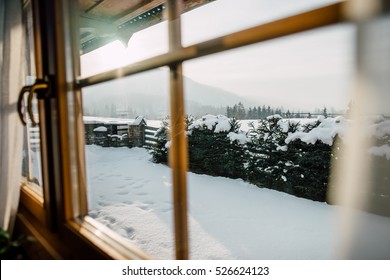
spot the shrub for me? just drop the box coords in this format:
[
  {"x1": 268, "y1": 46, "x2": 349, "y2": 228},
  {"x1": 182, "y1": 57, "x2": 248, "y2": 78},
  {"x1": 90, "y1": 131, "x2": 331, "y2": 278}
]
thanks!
[
  {"x1": 152, "y1": 114, "x2": 346, "y2": 202},
  {"x1": 188, "y1": 115, "x2": 247, "y2": 179},
  {"x1": 150, "y1": 118, "x2": 170, "y2": 164}
]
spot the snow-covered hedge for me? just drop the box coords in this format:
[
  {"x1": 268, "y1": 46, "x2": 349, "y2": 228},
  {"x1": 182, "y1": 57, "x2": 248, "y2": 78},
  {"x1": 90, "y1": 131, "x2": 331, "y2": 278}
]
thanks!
[
  {"x1": 285, "y1": 116, "x2": 347, "y2": 145},
  {"x1": 151, "y1": 114, "x2": 390, "y2": 202},
  {"x1": 187, "y1": 115, "x2": 247, "y2": 179},
  {"x1": 246, "y1": 115, "x2": 339, "y2": 201}
]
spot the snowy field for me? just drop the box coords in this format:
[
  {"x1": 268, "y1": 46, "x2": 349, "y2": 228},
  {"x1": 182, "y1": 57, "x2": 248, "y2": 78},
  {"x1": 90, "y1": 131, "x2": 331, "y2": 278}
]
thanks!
[{"x1": 85, "y1": 145, "x2": 390, "y2": 259}]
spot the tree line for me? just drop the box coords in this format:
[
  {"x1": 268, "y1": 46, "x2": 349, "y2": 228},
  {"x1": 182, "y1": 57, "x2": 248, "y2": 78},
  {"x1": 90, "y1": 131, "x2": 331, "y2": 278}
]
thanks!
[{"x1": 227, "y1": 102, "x2": 333, "y2": 120}]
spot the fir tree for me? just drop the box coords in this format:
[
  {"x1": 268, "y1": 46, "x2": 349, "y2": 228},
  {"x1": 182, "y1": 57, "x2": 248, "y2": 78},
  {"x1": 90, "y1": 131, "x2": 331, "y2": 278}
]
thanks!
[
  {"x1": 247, "y1": 107, "x2": 253, "y2": 119},
  {"x1": 226, "y1": 106, "x2": 232, "y2": 118},
  {"x1": 257, "y1": 106, "x2": 261, "y2": 119},
  {"x1": 322, "y1": 106, "x2": 328, "y2": 118},
  {"x1": 188, "y1": 117, "x2": 246, "y2": 178},
  {"x1": 237, "y1": 102, "x2": 246, "y2": 120},
  {"x1": 150, "y1": 118, "x2": 170, "y2": 163},
  {"x1": 247, "y1": 115, "x2": 287, "y2": 190}
]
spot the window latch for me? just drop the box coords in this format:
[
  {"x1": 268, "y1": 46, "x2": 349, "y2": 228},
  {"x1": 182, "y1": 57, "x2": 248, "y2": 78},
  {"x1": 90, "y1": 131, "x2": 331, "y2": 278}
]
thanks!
[{"x1": 17, "y1": 79, "x2": 49, "y2": 126}]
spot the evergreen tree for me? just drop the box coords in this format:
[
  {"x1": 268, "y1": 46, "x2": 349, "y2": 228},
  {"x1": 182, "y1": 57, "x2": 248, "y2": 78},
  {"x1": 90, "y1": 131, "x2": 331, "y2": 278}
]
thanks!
[
  {"x1": 266, "y1": 106, "x2": 271, "y2": 117},
  {"x1": 322, "y1": 106, "x2": 328, "y2": 118},
  {"x1": 251, "y1": 107, "x2": 258, "y2": 119},
  {"x1": 247, "y1": 107, "x2": 253, "y2": 119},
  {"x1": 261, "y1": 105, "x2": 266, "y2": 118},
  {"x1": 188, "y1": 117, "x2": 246, "y2": 178},
  {"x1": 285, "y1": 119, "x2": 334, "y2": 201},
  {"x1": 237, "y1": 102, "x2": 246, "y2": 119},
  {"x1": 226, "y1": 106, "x2": 232, "y2": 118},
  {"x1": 247, "y1": 115, "x2": 288, "y2": 190},
  {"x1": 232, "y1": 104, "x2": 238, "y2": 119},
  {"x1": 287, "y1": 138, "x2": 332, "y2": 201},
  {"x1": 150, "y1": 118, "x2": 170, "y2": 163}
]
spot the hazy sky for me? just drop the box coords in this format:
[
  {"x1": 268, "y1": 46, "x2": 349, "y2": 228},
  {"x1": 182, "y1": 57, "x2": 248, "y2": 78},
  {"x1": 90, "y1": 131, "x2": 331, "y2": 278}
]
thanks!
[{"x1": 82, "y1": 0, "x2": 354, "y2": 111}]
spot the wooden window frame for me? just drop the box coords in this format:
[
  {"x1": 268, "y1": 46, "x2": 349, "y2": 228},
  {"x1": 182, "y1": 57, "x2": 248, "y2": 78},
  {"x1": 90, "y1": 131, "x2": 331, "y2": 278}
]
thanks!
[{"x1": 19, "y1": 0, "x2": 350, "y2": 259}]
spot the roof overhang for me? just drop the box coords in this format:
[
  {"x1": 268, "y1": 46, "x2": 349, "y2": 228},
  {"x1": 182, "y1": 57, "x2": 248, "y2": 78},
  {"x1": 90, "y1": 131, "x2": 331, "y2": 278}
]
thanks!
[{"x1": 79, "y1": 0, "x2": 215, "y2": 54}]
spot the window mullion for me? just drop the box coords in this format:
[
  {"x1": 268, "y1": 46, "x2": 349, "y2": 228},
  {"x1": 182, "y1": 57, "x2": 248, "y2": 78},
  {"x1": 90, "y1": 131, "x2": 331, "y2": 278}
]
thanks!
[{"x1": 168, "y1": 0, "x2": 189, "y2": 260}]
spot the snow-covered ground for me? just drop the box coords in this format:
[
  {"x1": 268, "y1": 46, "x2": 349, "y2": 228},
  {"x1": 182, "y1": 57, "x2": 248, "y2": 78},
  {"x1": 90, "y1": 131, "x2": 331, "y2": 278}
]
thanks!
[{"x1": 85, "y1": 145, "x2": 390, "y2": 259}]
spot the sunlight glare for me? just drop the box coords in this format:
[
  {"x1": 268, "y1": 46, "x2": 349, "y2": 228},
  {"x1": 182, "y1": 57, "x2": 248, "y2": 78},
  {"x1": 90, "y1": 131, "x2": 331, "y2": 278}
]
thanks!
[{"x1": 81, "y1": 22, "x2": 168, "y2": 77}]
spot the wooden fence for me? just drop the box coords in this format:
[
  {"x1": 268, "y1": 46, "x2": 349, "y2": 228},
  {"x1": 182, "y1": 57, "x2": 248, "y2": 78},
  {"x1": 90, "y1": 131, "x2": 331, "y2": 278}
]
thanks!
[
  {"x1": 144, "y1": 126, "x2": 159, "y2": 148},
  {"x1": 84, "y1": 120, "x2": 159, "y2": 148}
]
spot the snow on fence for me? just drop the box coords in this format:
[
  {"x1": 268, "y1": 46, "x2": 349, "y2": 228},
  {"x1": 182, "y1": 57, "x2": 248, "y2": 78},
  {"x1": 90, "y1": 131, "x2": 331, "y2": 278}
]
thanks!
[{"x1": 144, "y1": 126, "x2": 159, "y2": 148}]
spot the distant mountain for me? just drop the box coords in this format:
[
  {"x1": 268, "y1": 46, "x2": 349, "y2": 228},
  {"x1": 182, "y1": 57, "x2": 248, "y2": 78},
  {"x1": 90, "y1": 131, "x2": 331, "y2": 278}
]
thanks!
[{"x1": 82, "y1": 68, "x2": 254, "y2": 118}]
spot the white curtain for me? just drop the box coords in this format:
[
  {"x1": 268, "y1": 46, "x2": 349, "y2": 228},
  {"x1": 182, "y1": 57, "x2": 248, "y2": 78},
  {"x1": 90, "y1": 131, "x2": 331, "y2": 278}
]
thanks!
[{"x1": 0, "y1": 0, "x2": 25, "y2": 233}]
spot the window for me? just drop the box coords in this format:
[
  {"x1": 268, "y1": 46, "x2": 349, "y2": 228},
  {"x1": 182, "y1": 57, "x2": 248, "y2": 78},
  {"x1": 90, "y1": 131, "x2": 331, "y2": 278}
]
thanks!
[
  {"x1": 182, "y1": 23, "x2": 356, "y2": 259},
  {"x1": 82, "y1": 69, "x2": 175, "y2": 259},
  {"x1": 180, "y1": 0, "x2": 343, "y2": 46},
  {"x1": 18, "y1": 0, "x2": 390, "y2": 259},
  {"x1": 19, "y1": 0, "x2": 45, "y2": 224}
]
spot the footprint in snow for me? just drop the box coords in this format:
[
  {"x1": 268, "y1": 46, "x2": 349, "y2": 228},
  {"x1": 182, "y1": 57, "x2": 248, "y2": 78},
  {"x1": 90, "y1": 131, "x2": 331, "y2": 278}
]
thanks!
[
  {"x1": 97, "y1": 201, "x2": 109, "y2": 207},
  {"x1": 141, "y1": 178, "x2": 151, "y2": 184},
  {"x1": 117, "y1": 191, "x2": 130, "y2": 196},
  {"x1": 132, "y1": 184, "x2": 143, "y2": 189},
  {"x1": 102, "y1": 215, "x2": 116, "y2": 224},
  {"x1": 124, "y1": 227, "x2": 135, "y2": 239},
  {"x1": 88, "y1": 211, "x2": 99, "y2": 219},
  {"x1": 137, "y1": 204, "x2": 150, "y2": 211},
  {"x1": 136, "y1": 192, "x2": 147, "y2": 196},
  {"x1": 144, "y1": 201, "x2": 155, "y2": 205}
]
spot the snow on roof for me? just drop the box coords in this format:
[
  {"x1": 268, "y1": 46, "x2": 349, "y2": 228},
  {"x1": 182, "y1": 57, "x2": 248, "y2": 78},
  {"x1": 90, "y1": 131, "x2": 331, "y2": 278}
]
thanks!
[
  {"x1": 131, "y1": 116, "x2": 146, "y2": 126},
  {"x1": 93, "y1": 126, "x2": 108, "y2": 132},
  {"x1": 84, "y1": 116, "x2": 134, "y2": 125},
  {"x1": 109, "y1": 134, "x2": 128, "y2": 140}
]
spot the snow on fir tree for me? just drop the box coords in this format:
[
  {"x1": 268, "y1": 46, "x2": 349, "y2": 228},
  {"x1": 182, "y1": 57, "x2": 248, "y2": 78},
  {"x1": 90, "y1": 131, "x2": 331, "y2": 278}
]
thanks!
[
  {"x1": 187, "y1": 114, "x2": 248, "y2": 179},
  {"x1": 150, "y1": 113, "x2": 390, "y2": 202},
  {"x1": 150, "y1": 117, "x2": 170, "y2": 164}
]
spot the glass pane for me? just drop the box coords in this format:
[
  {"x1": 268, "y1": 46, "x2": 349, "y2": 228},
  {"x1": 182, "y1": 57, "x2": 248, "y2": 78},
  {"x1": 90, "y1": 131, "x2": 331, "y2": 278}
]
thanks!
[
  {"x1": 181, "y1": 24, "x2": 360, "y2": 259},
  {"x1": 79, "y1": 1, "x2": 168, "y2": 77},
  {"x1": 327, "y1": 16, "x2": 390, "y2": 259},
  {"x1": 181, "y1": 0, "x2": 342, "y2": 46},
  {"x1": 21, "y1": 1, "x2": 43, "y2": 194},
  {"x1": 83, "y1": 69, "x2": 175, "y2": 259},
  {"x1": 21, "y1": 91, "x2": 43, "y2": 188}
]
